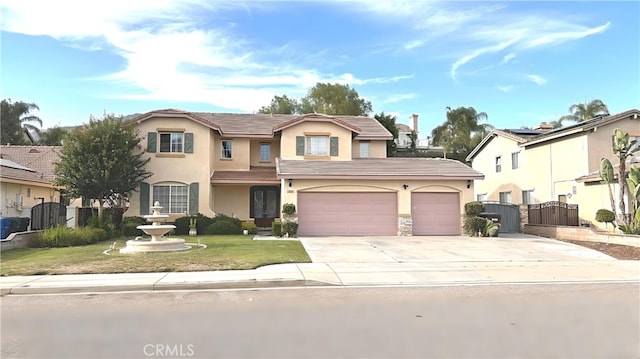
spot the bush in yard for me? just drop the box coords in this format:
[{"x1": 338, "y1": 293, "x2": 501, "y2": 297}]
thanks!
[
  {"x1": 463, "y1": 216, "x2": 489, "y2": 237},
  {"x1": 241, "y1": 220, "x2": 258, "y2": 234},
  {"x1": 272, "y1": 221, "x2": 282, "y2": 237},
  {"x1": 121, "y1": 216, "x2": 146, "y2": 237},
  {"x1": 37, "y1": 226, "x2": 107, "y2": 247},
  {"x1": 213, "y1": 213, "x2": 241, "y2": 226},
  {"x1": 173, "y1": 216, "x2": 193, "y2": 235},
  {"x1": 206, "y1": 219, "x2": 242, "y2": 235},
  {"x1": 282, "y1": 222, "x2": 299, "y2": 237},
  {"x1": 282, "y1": 203, "x2": 296, "y2": 215},
  {"x1": 195, "y1": 213, "x2": 214, "y2": 235},
  {"x1": 464, "y1": 201, "x2": 485, "y2": 216},
  {"x1": 595, "y1": 209, "x2": 616, "y2": 226}
]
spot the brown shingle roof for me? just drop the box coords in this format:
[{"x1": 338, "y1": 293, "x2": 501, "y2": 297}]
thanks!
[
  {"x1": 0, "y1": 145, "x2": 61, "y2": 183},
  {"x1": 277, "y1": 158, "x2": 484, "y2": 180},
  {"x1": 132, "y1": 110, "x2": 392, "y2": 139}
]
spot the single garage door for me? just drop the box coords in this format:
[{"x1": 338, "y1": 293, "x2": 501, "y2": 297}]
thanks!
[
  {"x1": 298, "y1": 192, "x2": 397, "y2": 236},
  {"x1": 412, "y1": 192, "x2": 460, "y2": 235}
]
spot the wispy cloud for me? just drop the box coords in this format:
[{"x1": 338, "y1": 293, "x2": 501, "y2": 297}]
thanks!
[
  {"x1": 501, "y1": 53, "x2": 516, "y2": 65},
  {"x1": 527, "y1": 74, "x2": 547, "y2": 85},
  {"x1": 380, "y1": 93, "x2": 417, "y2": 104},
  {"x1": 497, "y1": 85, "x2": 513, "y2": 93},
  {"x1": 451, "y1": 38, "x2": 519, "y2": 80},
  {"x1": 404, "y1": 40, "x2": 424, "y2": 50}
]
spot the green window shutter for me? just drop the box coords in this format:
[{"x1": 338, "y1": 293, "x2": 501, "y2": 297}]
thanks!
[
  {"x1": 330, "y1": 137, "x2": 339, "y2": 156},
  {"x1": 140, "y1": 182, "x2": 150, "y2": 215},
  {"x1": 184, "y1": 133, "x2": 194, "y2": 153},
  {"x1": 189, "y1": 182, "x2": 199, "y2": 215},
  {"x1": 296, "y1": 136, "x2": 305, "y2": 156},
  {"x1": 147, "y1": 132, "x2": 157, "y2": 153}
]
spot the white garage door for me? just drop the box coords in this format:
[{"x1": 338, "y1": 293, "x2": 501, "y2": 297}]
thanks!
[
  {"x1": 412, "y1": 192, "x2": 460, "y2": 235},
  {"x1": 297, "y1": 192, "x2": 397, "y2": 236}
]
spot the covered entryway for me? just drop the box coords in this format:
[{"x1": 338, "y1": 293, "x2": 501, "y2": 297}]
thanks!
[
  {"x1": 251, "y1": 186, "x2": 280, "y2": 228},
  {"x1": 297, "y1": 192, "x2": 397, "y2": 236},
  {"x1": 412, "y1": 192, "x2": 460, "y2": 235}
]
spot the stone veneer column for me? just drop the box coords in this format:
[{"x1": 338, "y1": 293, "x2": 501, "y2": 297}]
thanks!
[{"x1": 398, "y1": 215, "x2": 412, "y2": 236}]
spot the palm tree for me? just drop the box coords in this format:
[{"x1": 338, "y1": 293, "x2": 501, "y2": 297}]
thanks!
[
  {"x1": 0, "y1": 99, "x2": 43, "y2": 144},
  {"x1": 558, "y1": 99, "x2": 609, "y2": 126},
  {"x1": 431, "y1": 106, "x2": 494, "y2": 163}
]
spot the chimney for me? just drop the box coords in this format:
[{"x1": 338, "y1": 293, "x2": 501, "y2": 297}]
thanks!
[
  {"x1": 535, "y1": 122, "x2": 554, "y2": 132},
  {"x1": 411, "y1": 114, "x2": 419, "y2": 134}
]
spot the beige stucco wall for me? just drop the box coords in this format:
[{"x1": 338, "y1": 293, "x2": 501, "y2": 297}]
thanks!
[
  {"x1": 282, "y1": 179, "x2": 473, "y2": 217},
  {"x1": 129, "y1": 117, "x2": 216, "y2": 217},
  {"x1": 280, "y1": 122, "x2": 353, "y2": 160},
  {"x1": 0, "y1": 180, "x2": 61, "y2": 217},
  {"x1": 250, "y1": 139, "x2": 280, "y2": 167},
  {"x1": 213, "y1": 135, "x2": 250, "y2": 171},
  {"x1": 587, "y1": 117, "x2": 640, "y2": 173},
  {"x1": 213, "y1": 185, "x2": 251, "y2": 219},
  {"x1": 472, "y1": 135, "x2": 535, "y2": 204},
  {"x1": 351, "y1": 140, "x2": 387, "y2": 158}
]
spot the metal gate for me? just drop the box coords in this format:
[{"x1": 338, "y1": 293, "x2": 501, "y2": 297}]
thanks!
[
  {"x1": 31, "y1": 202, "x2": 67, "y2": 230},
  {"x1": 481, "y1": 201, "x2": 520, "y2": 233}
]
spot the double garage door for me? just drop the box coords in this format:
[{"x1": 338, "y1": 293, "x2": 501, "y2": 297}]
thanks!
[{"x1": 297, "y1": 192, "x2": 460, "y2": 236}]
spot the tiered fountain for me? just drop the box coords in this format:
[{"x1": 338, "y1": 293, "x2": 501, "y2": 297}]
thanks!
[{"x1": 120, "y1": 201, "x2": 190, "y2": 254}]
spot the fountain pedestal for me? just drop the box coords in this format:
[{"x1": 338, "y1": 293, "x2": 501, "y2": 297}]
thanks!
[{"x1": 120, "y1": 202, "x2": 190, "y2": 254}]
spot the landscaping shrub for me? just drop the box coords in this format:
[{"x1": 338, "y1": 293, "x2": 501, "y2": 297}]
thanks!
[
  {"x1": 121, "y1": 216, "x2": 146, "y2": 237},
  {"x1": 195, "y1": 213, "x2": 214, "y2": 235},
  {"x1": 463, "y1": 216, "x2": 489, "y2": 237},
  {"x1": 103, "y1": 207, "x2": 125, "y2": 229},
  {"x1": 282, "y1": 203, "x2": 296, "y2": 214},
  {"x1": 595, "y1": 209, "x2": 616, "y2": 225},
  {"x1": 464, "y1": 201, "x2": 485, "y2": 216},
  {"x1": 206, "y1": 219, "x2": 242, "y2": 235},
  {"x1": 173, "y1": 216, "x2": 192, "y2": 235},
  {"x1": 37, "y1": 226, "x2": 108, "y2": 247},
  {"x1": 272, "y1": 221, "x2": 282, "y2": 237},
  {"x1": 213, "y1": 213, "x2": 241, "y2": 226},
  {"x1": 241, "y1": 220, "x2": 258, "y2": 234},
  {"x1": 282, "y1": 222, "x2": 299, "y2": 237}
]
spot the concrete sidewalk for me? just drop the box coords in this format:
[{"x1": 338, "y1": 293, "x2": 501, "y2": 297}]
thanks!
[{"x1": 1, "y1": 234, "x2": 639, "y2": 295}]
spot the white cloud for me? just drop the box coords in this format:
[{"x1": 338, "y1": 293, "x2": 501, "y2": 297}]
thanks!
[
  {"x1": 451, "y1": 38, "x2": 519, "y2": 80},
  {"x1": 527, "y1": 74, "x2": 547, "y2": 85},
  {"x1": 380, "y1": 93, "x2": 417, "y2": 104},
  {"x1": 501, "y1": 53, "x2": 516, "y2": 64},
  {"x1": 404, "y1": 40, "x2": 424, "y2": 50},
  {"x1": 497, "y1": 85, "x2": 513, "y2": 93}
]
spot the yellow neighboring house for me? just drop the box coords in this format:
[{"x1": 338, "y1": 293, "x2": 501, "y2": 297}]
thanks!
[
  {"x1": 127, "y1": 109, "x2": 484, "y2": 236},
  {"x1": 0, "y1": 145, "x2": 64, "y2": 218},
  {"x1": 467, "y1": 109, "x2": 640, "y2": 230}
]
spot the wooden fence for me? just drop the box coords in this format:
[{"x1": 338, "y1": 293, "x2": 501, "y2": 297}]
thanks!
[{"x1": 528, "y1": 201, "x2": 579, "y2": 226}]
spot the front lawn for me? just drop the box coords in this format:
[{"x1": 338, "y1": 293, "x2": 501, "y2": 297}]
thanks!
[{"x1": 0, "y1": 235, "x2": 311, "y2": 276}]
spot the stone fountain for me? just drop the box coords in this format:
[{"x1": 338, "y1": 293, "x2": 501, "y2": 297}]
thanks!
[{"x1": 120, "y1": 201, "x2": 190, "y2": 254}]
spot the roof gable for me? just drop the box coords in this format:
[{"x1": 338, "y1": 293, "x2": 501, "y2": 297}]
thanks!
[
  {"x1": 273, "y1": 114, "x2": 361, "y2": 134},
  {"x1": 466, "y1": 129, "x2": 531, "y2": 162}
]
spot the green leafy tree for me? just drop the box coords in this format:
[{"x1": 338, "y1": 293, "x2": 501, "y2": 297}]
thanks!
[
  {"x1": 258, "y1": 95, "x2": 300, "y2": 114},
  {"x1": 431, "y1": 106, "x2": 493, "y2": 163},
  {"x1": 1, "y1": 99, "x2": 43, "y2": 144},
  {"x1": 54, "y1": 114, "x2": 152, "y2": 219},
  {"x1": 373, "y1": 112, "x2": 398, "y2": 157},
  {"x1": 40, "y1": 126, "x2": 69, "y2": 146},
  {"x1": 300, "y1": 83, "x2": 372, "y2": 116},
  {"x1": 599, "y1": 157, "x2": 616, "y2": 219},
  {"x1": 558, "y1": 99, "x2": 609, "y2": 126}
]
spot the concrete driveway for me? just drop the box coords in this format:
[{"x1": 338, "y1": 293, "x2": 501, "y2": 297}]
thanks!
[{"x1": 299, "y1": 233, "x2": 615, "y2": 263}]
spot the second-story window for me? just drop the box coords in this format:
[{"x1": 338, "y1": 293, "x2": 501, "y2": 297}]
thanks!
[
  {"x1": 260, "y1": 143, "x2": 271, "y2": 162},
  {"x1": 306, "y1": 136, "x2": 328, "y2": 156},
  {"x1": 511, "y1": 152, "x2": 519, "y2": 170},
  {"x1": 160, "y1": 132, "x2": 183, "y2": 153},
  {"x1": 221, "y1": 140, "x2": 233, "y2": 159},
  {"x1": 360, "y1": 141, "x2": 370, "y2": 158},
  {"x1": 495, "y1": 156, "x2": 502, "y2": 173}
]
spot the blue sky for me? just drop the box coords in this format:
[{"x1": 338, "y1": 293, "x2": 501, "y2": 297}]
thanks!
[{"x1": 1, "y1": 1, "x2": 638, "y2": 138}]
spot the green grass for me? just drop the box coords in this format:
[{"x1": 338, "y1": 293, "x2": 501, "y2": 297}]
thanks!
[{"x1": 0, "y1": 235, "x2": 311, "y2": 276}]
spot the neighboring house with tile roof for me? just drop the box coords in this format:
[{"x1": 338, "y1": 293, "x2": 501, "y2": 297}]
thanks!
[
  {"x1": 466, "y1": 109, "x2": 640, "y2": 229},
  {"x1": 127, "y1": 109, "x2": 484, "y2": 236},
  {"x1": 0, "y1": 145, "x2": 64, "y2": 217}
]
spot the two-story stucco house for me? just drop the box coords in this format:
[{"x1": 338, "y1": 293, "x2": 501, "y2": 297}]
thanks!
[
  {"x1": 127, "y1": 109, "x2": 483, "y2": 236},
  {"x1": 466, "y1": 109, "x2": 640, "y2": 229}
]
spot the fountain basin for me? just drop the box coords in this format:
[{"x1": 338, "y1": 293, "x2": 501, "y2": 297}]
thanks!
[{"x1": 119, "y1": 238, "x2": 190, "y2": 253}]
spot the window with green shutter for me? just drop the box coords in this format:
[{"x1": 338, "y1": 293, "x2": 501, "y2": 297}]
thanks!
[
  {"x1": 296, "y1": 136, "x2": 305, "y2": 156},
  {"x1": 184, "y1": 133, "x2": 194, "y2": 153},
  {"x1": 147, "y1": 132, "x2": 157, "y2": 153},
  {"x1": 139, "y1": 182, "x2": 150, "y2": 215},
  {"x1": 330, "y1": 137, "x2": 339, "y2": 156},
  {"x1": 189, "y1": 182, "x2": 199, "y2": 214}
]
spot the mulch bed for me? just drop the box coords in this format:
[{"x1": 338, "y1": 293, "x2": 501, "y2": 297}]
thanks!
[{"x1": 555, "y1": 239, "x2": 640, "y2": 260}]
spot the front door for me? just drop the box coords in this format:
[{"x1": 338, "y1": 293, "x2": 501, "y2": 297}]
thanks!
[{"x1": 251, "y1": 186, "x2": 279, "y2": 228}]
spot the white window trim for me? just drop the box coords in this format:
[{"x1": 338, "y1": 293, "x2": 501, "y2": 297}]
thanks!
[
  {"x1": 260, "y1": 143, "x2": 271, "y2": 162},
  {"x1": 152, "y1": 183, "x2": 189, "y2": 214},
  {"x1": 159, "y1": 132, "x2": 184, "y2": 153},
  {"x1": 360, "y1": 141, "x2": 370, "y2": 158},
  {"x1": 221, "y1": 140, "x2": 233, "y2": 159},
  {"x1": 306, "y1": 136, "x2": 328, "y2": 156}
]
